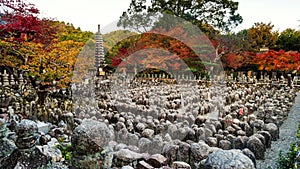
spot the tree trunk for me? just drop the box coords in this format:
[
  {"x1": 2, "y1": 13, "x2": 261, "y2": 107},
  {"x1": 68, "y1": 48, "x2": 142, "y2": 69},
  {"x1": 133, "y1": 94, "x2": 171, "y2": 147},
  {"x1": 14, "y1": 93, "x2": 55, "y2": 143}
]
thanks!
[{"x1": 37, "y1": 90, "x2": 48, "y2": 105}]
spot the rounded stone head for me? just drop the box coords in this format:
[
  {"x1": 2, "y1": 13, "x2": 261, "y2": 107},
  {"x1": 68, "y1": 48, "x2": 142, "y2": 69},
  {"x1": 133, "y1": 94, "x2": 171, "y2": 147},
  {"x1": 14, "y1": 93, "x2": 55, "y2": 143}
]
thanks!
[{"x1": 15, "y1": 119, "x2": 38, "y2": 149}]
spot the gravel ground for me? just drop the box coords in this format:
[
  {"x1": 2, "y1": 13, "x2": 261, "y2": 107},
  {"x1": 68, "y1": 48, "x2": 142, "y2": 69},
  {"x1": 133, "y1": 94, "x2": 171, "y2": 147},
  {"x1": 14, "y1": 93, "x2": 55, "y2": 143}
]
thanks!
[{"x1": 257, "y1": 92, "x2": 300, "y2": 169}]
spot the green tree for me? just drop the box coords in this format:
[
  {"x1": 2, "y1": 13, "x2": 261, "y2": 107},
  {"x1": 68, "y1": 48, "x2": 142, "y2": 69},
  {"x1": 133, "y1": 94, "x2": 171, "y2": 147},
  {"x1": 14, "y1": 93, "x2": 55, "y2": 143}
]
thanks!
[
  {"x1": 58, "y1": 22, "x2": 93, "y2": 43},
  {"x1": 247, "y1": 22, "x2": 278, "y2": 51},
  {"x1": 276, "y1": 28, "x2": 300, "y2": 52},
  {"x1": 103, "y1": 30, "x2": 138, "y2": 53},
  {"x1": 118, "y1": 0, "x2": 243, "y2": 33}
]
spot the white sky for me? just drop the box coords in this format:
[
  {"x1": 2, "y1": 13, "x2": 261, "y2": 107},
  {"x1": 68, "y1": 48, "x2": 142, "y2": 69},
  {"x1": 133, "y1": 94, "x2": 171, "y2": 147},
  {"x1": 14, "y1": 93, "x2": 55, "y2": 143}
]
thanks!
[{"x1": 30, "y1": 0, "x2": 300, "y2": 33}]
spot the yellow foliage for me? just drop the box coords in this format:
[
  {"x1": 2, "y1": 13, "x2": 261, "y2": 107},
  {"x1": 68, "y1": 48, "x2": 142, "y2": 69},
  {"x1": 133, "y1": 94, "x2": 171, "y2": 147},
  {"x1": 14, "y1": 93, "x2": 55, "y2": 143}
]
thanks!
[{"x1": 0, "y1": 20, "x2": 93, "y2": 89}]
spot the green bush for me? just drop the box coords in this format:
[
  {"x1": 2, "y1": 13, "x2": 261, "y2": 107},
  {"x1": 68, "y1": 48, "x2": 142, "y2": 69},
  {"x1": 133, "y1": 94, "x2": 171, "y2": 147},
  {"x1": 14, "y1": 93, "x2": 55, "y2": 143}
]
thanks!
[
  {"x1": 276, "y1": 144, "x2": 297, "y2": 169},
  {"x1": 56, "y1": 143, "x2": 72, "y2": 164},
  {"x1": 275, "y1": 121, "x2": 300, "y2": 169}
]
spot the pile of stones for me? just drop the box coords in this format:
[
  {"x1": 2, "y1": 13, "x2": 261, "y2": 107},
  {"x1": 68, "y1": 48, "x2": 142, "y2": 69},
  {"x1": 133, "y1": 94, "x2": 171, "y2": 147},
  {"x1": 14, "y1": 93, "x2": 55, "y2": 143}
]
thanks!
[
  {"x1": 0, "y1": 76, "x2": 298, "y2": 168},
  {"x1": 69, "y1": 78, "x2": 297, "y2": 168}
]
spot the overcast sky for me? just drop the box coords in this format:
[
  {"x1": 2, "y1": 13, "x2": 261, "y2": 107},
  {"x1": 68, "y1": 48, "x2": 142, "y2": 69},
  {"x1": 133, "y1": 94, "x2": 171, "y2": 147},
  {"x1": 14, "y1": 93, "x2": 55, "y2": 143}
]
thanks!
[{"x1": 31, "y1": 0, "x2": 300, "y2": 33}]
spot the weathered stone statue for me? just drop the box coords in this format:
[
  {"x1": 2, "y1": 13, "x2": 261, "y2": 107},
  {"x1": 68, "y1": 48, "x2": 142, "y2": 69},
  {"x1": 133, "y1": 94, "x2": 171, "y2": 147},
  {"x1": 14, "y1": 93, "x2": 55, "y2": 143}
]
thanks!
[
  {"x1": 0, "y1": 118, "x2": 16, "y2": 161},
  {"x1": 71, "y1": 119, "x2": 114, "y2": 169},
  {"x1": 0, "y1": 119, "x2": 50, "y2": 169}
]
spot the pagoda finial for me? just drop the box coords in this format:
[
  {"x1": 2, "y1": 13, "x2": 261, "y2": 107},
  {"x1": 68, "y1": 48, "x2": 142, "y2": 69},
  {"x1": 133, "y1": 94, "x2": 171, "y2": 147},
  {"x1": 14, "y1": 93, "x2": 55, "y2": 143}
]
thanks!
[{"x1": 98, "y1": 24, "x2": 101, "y2": 33}]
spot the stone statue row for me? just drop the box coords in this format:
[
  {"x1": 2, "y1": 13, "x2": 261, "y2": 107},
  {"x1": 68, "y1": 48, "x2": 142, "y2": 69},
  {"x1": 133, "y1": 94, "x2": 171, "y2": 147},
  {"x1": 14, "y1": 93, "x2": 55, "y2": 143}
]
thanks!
[
  {"x1": 0, "y1": 70, "x2": 25, "y2": 86},
  {"x1": 112, "y1": 71, "x2": 299, "y2": 86}
]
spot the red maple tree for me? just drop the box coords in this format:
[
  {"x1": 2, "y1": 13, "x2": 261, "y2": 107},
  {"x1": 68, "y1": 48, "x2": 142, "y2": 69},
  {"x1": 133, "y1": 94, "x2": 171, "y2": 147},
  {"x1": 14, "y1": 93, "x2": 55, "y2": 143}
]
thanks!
[
  {"x1": 0, "y1": 0, "x2": 42, "y2": 42},
  {"x1": 252, "y1": 50, "x2": 300, "y2": 71}
]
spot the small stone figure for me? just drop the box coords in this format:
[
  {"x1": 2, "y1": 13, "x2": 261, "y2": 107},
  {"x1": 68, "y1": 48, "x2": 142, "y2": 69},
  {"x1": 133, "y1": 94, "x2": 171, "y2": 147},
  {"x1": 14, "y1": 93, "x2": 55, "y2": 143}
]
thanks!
[
  {"x1": 0, "y1": 119, "x2": 50, "y2": 169},
  {"x1": 287, "y1": 74, "x2": 292, "y2": 87}
]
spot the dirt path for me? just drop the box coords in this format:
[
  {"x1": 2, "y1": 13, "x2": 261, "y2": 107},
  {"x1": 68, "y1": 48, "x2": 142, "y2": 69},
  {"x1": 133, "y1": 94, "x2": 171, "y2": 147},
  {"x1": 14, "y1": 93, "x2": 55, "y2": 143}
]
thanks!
[{"x1": 257, "y1": 93, "x2": 300, "y2": 169}]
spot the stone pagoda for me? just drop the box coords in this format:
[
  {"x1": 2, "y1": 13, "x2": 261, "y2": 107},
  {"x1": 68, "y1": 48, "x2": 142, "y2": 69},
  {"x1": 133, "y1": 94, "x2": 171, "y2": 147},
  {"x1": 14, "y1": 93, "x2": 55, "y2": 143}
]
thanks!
[{"x1": 95, "y1": 24, "x2": 106, "y2": 76}]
